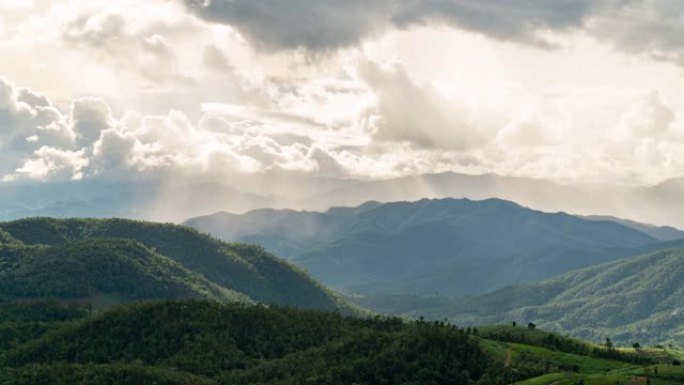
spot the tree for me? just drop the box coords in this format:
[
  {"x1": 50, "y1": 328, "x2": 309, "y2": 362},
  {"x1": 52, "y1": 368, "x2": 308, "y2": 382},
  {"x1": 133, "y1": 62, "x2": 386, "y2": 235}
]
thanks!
[
  {"x1": 632, "y1": 342, "x2": 640, "y2": 349},
  {"x1": 605, "y1": 337, "x2": 613, "y2": 349},
  {"x1": 512, "y1": 322, "x2": 517, "y2": 327},
  {"x1": 527, "y1": 322, "x2": 536, "y2": 330}
]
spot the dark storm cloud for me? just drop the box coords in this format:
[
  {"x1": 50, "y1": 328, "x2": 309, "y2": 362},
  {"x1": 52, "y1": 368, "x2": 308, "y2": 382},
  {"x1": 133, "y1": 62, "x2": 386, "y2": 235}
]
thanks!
[
  {"x1": 589, "y1": 0, "x2": 684, "y2": 64},
  {"x1": 392, "y1": 0, "x2": 597, "y2": 44},
  {"x1": 183, "y1": 0, "x2": 604, "y2": 50},
  {"x1": 184, "y1": 0, "x2": 394, "y2": 50}
]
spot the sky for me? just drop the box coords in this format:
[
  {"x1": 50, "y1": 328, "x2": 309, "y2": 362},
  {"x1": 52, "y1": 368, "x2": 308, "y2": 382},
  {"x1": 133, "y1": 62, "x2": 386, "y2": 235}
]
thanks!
[{"x1": 2, "y1": 0, "x2": 684, "y2": 188}]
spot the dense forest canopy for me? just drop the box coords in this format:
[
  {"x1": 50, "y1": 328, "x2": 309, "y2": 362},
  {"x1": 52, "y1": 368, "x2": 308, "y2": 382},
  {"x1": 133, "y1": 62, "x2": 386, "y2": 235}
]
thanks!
[{"x1": 2, "y1": 300, "x2": 682, "y2": 385}]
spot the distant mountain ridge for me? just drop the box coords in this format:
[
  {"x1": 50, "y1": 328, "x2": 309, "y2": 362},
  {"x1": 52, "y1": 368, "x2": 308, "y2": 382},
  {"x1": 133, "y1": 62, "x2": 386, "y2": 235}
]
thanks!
[
  {"x1": 0, "y1": 218, "x2": 354, "y2": 313},
  {"x1": 185, "y1": 198, "x2": 662, "y2": 296},
  {"x1": 582, "y1": 215, "x2": 684, "y2": 241},
  {"x1": 294, "y1": 172, "x2": 684, "y2": 229},
  {"x1": 0, "y1": 181, "x2": 271, "y2": 223},
  {"x1": 5, "y1": 171, "x2": 684, "y2": 228}
]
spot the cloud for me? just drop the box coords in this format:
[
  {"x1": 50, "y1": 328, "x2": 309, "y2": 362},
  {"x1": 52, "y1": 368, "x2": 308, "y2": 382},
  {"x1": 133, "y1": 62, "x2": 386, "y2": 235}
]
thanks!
[
  {"x1": 89, "y1": 127, "x2": 136, "y2": 175},
  {"x1": 495, "y1": 98, "x2": 569, "y2": 148},
  {"x1": 0, "y1": 76, "x2": 75, "y2": 175},
  {"x1": 391, "y1": 0, "x2": 596, "y2": 44},
  {"x1": 15, "y1": 0, "x2": 263, "y2": 121},
  {"x1": 184, "y1": 0, "x2": 392, "y2": 51},
  {"x1": 616, "y1": 91, "x2": 676, "y2": 139},
  {"x1": 184, "y1": 0, "x2": 600, "y2": 51},
  {"x1": 2, "y1": 76, "x2": 360, "y2": 183},
  {"x1": 5, "y1": 147, "x2": 88, "y2": 182},
  {"x1": 58, "y1": 6, "x2": 190, "y2": 84},
  {"x1": 356, "y1": 59, "x2": 486, "y2": 150},
  {"x1": 70, "y1": 97, "x2": 115, "y2": 146},
  {"x1": 0, "y1": 75, "x2": 178, "y2": 181},
  {"x1": 62, "y1": 11, "x2": 126, "y2": 46},
  {"x1": 183, "y1": 0, "x2": 684, "y2": 71},
  {"x1": 1, "y1": 70, "x2": 683, "y2": 187},
  {"x1": 5, "y1": 0, "x2": 684, "y2": 192},
  {"x1": 0, "y1": 0, "x2": 34, "y2": 10},
  {"x1": 589, "y1": 0, "x2": 684, "y2": 65}
]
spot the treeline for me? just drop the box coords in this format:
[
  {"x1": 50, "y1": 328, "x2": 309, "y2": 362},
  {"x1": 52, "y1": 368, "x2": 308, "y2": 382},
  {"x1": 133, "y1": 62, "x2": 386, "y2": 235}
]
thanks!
[{"x1": 482, "y1": 328, "x2": 654, "y2": 365}]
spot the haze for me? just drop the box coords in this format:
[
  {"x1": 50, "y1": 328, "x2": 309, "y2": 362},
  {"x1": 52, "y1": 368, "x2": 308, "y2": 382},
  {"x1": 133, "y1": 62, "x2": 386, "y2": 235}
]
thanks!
[{"x1": 1, "y1": 0, "x2": 683, "y2": 226}]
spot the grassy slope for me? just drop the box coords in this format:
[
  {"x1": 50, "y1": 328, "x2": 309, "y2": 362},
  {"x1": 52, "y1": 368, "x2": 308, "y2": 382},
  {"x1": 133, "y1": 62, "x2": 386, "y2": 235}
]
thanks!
[
  {"x1": 518, "y1": 366, "x2": 684, "y2": 385},
  {"x1": 480, "y1": 326, "x2": 684, "y2": 385}
]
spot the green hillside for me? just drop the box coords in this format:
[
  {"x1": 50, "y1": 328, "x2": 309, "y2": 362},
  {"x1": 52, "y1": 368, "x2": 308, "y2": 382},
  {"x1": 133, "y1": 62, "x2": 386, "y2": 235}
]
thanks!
[
  {"x1": 185, "y1": 198, "x2": 660, "y2": 296},
  {"x1": 0, "y1": 239, "x2": 245, "y2": 304},
  {"x1": 0, "y1": 218, "x2": 353, "y2": 313},
  {"x1": 385, "y1": 248, "x2": 684, "y2": 347},
  {"x1": 1, "y1": 300, "x2": 682, "y2": 385}
]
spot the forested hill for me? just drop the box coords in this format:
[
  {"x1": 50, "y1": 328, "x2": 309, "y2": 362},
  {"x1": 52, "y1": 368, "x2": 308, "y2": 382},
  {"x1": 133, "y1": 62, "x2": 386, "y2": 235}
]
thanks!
[
  {"x1": 403, "y1": 248, "x2": 684, "y2": 346},
  {"x1": 0, "y1": 300, "x2": 491, "y2": 384},
  {"x1": 185, "y1": 198, "x2": 660, "y2": 295},
  {"x1": 0, "y1": 238, "x2": 246, "y2": 304},
  {"x1": 0, "y1": 218, "x2": 353, "y2": 313}
]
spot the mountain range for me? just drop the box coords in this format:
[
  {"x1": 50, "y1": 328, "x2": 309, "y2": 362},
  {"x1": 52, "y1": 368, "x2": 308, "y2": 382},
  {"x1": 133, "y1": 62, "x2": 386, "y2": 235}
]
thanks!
[
  {"x1": 0, "y1": 181, "x2": 269, "y2": 223},
  {"x1": 185, "y1": 198, "x2": 671, "y2": 296},
  {"x1": 5, "y1": 171, "x2": 684, "y2": 228}
]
